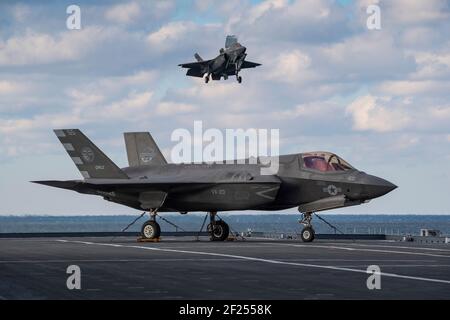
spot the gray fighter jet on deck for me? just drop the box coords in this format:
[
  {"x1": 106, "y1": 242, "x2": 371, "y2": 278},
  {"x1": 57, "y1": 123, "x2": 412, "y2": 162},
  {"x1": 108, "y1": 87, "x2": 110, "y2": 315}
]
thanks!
[
  {"x1": 178, "y1": 35, "x2": 261, "y2": 83},
  {"x1": 33, "y1": 129, "x2": 397, "y2": 242}
]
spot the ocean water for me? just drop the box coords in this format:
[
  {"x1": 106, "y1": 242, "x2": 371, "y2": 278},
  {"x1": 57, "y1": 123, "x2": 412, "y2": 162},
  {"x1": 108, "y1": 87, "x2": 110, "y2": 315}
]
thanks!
[{"x1": 1, "y1": 214, "x2": 449, "y2": 236}]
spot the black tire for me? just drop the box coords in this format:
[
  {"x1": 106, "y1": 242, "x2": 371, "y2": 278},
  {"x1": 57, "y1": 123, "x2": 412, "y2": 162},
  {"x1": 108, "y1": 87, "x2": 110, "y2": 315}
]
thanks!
[
  {"x1": 205, "y1": 76, "x2": 209, "y2": 83},
  {"x1": 141, "y1": 220, "x2": 161, "y2": 239},
  {"x1": 301, "y1": 227, "x2": 315, "y2": 242},
  {"x1": 237, "y1": 76, "x2": 242, "y2": 83},
  {"x1": 208, "y1": 220, "x2": 229, "y2": 241}
]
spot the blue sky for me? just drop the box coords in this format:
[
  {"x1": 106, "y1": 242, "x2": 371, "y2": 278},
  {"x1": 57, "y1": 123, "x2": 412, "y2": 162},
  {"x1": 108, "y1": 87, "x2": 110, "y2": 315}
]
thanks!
[{"x1": 1, "y1": 0, "x2": 450, "y2": 215}]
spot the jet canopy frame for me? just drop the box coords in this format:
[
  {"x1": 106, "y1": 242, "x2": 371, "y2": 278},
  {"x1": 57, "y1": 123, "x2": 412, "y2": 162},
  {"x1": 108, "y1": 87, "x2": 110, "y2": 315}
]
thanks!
[{"x1": 300, "y1": 151, "x2": 355, "y2": 172}]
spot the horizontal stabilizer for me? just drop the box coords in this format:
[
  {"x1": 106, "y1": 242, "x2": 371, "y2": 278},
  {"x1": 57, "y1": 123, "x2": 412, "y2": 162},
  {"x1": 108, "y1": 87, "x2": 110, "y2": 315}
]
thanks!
[
  {"x1": 53, "y1": 129, "x2": 129, "y2": 180},
  {"x1": 241, "y1": 61, "x2": 261, "y2": 69},
  {"x1": 32, "y1": 180, "x2": 81, "y2": 190}
]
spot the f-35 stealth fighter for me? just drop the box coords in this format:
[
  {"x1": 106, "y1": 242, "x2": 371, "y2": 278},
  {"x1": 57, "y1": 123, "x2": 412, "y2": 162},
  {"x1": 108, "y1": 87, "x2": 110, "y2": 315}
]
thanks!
[
  {"x1": 34, "y1": 129, "x2": 397, "y2": 242},
  {"x1": 179, "y1": 35, "x2": 261, "y2": 83}
]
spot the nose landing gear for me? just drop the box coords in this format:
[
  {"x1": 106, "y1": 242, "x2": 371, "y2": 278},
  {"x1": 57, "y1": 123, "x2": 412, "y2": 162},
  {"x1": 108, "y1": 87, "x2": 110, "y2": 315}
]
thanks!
[{"x1": 299, "y1": 212, "x2": 315, "y2": 242}]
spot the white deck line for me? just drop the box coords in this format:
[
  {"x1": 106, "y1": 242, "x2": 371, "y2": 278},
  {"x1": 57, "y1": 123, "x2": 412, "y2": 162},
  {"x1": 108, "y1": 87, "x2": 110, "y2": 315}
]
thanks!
[{"x1": 57, "y1": 239, "x2": 450, "y2": 285}]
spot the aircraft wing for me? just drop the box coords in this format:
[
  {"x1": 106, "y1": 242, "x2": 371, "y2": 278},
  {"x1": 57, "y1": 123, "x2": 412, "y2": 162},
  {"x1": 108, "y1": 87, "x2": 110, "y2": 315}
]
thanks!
[
  {"x1": 178, "y1": 60, "x2": 212, "y2": 69},
  {"x1": 241, "y1": 61, "x2": 261, "y2": 69},
  {"x1": 224, "y1": 60, "x2": 261, "y2": 75},
  {"x1": 33, "y1": 177, "x2": 280, "y2": 190}
]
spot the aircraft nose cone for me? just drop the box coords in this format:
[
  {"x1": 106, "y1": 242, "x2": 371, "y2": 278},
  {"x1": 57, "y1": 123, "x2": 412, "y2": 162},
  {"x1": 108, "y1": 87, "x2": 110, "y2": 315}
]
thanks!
[{"x1": 363, "y1": 175, "x2": 397, "y2": 199}]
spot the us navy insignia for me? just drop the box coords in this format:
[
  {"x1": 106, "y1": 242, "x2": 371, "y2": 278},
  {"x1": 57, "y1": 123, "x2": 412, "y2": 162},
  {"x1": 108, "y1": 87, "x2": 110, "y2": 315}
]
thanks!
[{"x1": 323, "y1": 184, "x2": 341, "y2": 196}]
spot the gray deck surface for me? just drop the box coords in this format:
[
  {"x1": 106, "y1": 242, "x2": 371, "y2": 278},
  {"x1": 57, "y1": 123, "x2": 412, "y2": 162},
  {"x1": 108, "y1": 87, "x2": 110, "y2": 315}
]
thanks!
[{"x1": 1, "y1": 236, "x2": 449, "y2": 299}]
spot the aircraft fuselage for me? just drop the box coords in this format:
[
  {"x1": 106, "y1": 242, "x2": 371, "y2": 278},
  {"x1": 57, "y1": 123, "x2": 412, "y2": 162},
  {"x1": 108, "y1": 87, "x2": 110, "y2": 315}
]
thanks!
[{"x1": 81, "y1": 154, "x2": 396, "y2": 213}]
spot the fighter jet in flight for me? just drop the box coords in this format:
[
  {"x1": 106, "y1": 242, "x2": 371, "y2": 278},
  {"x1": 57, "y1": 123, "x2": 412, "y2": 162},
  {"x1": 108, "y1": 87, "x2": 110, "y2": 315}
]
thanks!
[
  {"x1": 33, "y1": 129, "x2": 397, "y2": 242},
  {"x1": 178, "y1": 35, "x2": 261, "y2": 84}
]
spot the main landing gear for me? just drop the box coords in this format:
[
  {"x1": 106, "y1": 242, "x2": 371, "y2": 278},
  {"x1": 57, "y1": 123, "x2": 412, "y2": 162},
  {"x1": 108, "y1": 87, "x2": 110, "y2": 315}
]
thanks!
[
  {"x1": 235, "y1": 59, "x2": 243, "y2": 83},
  {"x1": 299, "y1": 212, "x2": 315, "y2": 242},
  {"x1": 207, "y1": 211, "x2": 230, "y2": 241},
  {"x1": 141, "y1": 210, "x2": 161, "y2": 240}
]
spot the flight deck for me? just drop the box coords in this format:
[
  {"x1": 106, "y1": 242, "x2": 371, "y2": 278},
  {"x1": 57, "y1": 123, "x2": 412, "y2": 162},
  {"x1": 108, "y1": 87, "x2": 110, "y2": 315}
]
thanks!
[{"x1": 0, "y1": 236, "x2": 449, "y2": 300}]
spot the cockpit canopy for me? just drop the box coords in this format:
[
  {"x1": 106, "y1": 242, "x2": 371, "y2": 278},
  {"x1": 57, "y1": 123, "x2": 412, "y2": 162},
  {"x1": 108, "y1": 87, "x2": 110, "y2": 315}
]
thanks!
[{"x1": 300, "y1": 151, "x2": 355, "y2": 172}]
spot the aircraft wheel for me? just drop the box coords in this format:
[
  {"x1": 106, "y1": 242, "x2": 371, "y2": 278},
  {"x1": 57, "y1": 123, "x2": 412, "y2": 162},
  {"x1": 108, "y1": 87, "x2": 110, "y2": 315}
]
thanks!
[
  {"x1": 141, "y1": 220, "x2": 161, "y2": 239},
  {"x1": 237, "y1": 76, "x2": 242, "y2": 83},
  {"x1": 208, "y1": 220, "x2": 229, "y2": 241},
  {"x1": 300, "y1": 227, "x2": 315, "y2": 242},
  {"x1": 205, "y1": 76, "x2": 209, "y2": 84}
]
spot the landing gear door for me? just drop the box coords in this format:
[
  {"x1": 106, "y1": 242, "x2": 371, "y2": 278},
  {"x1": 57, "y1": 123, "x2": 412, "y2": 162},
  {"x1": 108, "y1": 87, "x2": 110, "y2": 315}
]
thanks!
[
  {"x1": 298, "y1": 195, "x2": 362, "y2": 213},
  {"x1": 139, "y1": 191, "x2": 167, "y2": 210}
]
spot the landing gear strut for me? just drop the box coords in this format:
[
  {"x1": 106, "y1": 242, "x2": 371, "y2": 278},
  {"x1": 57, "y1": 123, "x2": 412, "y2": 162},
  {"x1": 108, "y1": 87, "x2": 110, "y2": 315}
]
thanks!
[
  {"x1": 299, "y1": 212, "x2": 315, "y2": 242},
  {"x1": 141, "y1": 210, "x2": 161, "y2": 240},
  {"x1": 235, "y1": 62, "x2": 242, "y2": 83},
  {"x1": 207, "y1": 212, "x2": 229, "y2": 241}
]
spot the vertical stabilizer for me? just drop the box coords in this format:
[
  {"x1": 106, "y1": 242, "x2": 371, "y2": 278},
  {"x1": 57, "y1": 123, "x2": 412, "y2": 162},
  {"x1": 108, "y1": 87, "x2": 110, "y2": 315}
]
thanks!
[{"x1": 124, "y1": 132, "x2": 167, "y2": 167}]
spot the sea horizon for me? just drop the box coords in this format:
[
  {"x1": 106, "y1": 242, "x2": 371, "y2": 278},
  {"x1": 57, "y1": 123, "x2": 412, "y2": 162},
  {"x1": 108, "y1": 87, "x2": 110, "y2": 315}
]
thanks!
[{"x1": 1, "y1": 214, "x2": 449, "y2": 235}]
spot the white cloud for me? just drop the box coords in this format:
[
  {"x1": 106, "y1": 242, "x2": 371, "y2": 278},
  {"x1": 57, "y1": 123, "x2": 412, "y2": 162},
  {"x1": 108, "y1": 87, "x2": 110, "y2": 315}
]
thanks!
[
  {"x1": 401, "y1": 27, "x2": 440, "y2": 48},
  {"x1": 247, "y1": 0, "x2": 288, "y2": 24},
  {"x1": 96, "y1": 91, "x2": 153, "y2": 120},
  {"x1": 0, "y1": 81, "x2": 26, "y2": 95},
  {"x1": 225, "y1": 0, "x2": 348, "y2": 43},
  {"x1": 93, "y1": 71, "x2": 158, "y2": 94},
  {"x1": 156, "y1": 102, "x2": 198, "y2": 116},
  {"x1": 412, "y1": 51, "x2": 450, "y2": 80},
  {"x1": 0, "y1": 91, "x2": 153, "y2": 137},
  {"x1": 274, "y1": 101, "x2": 339, "y2": 119},
  {"x1": 147, "y1": 21, "x2": 197, "y2": 51},
  {"x1": 0, "y1": 27, "x2": 112, "y2": 66},
  {"x1": 430, "y1": 106, "x2": 450, "y2": 119},
  {"x1": 386, "y1": 0, "x2": 449, "y2": 24},
  {"x1": 320, "y1": 32, "x2": 414, "y2": 79},
  {"x1": 346, "y1": 95, "x2": 410, "y2": 132},
  {"x1": 377, "y1": 80, "x2": 450, "y2": 96},
  {"x1": 388, "y1": 134, "x2": 420, "y2": 151},
  {"x1": 66, "y1": 89, "x2": 105, "y2": 108},
  {"x1": 266, "y1": 50, "x2": 313, "y2": 83},
  {"x1": 11, "y1": 4, "x2": 31, "y2": 22},
  {"x1": 105, "y1": 2, "x2": 140, "y2": 24},
  {"x1": 195, "y1": 0, "x2": 213, "y2": 11},
  {"x1": 0, "y1": 113, "x2": 83, "y2": 135}
]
